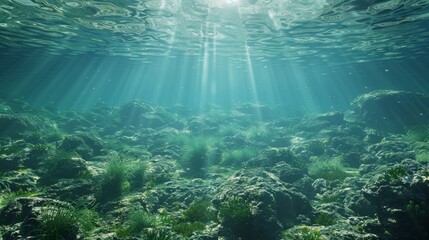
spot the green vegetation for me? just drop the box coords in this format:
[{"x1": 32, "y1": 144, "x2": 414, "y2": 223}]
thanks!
[
  {"x1": 219, "y1": 196, "x2": 253, "y2": 238},
  {"x1": 0, "y1": 189, "x2": 39, "y2": 209},
  {"x1": 406, "y1": 125, "x2": 429, "y2": 142},
  {"x1": 98, "y1": 157, "x2": 130, "y2": 202},
  {"x1": 181, "y1": 142, "x2": 208, "y2": 177},
  {"x1": 282, "y1": 226, "x2": 325, "y2": 240},
  {"x1": 245, "y1": 124, "x2": 274, "y2": 141},
  {"x1": 145, "y1": 228, "x2": 174, "y2": 240},
  {"x1": 221, "y1": 148, "x2": 255, "y2": 166},
  {"x1": 308, "y1": 156, "x2": 352, "y2": 181},
  {"x1": 115, "y1": 210, "x2": 157, "y2": 238},
  {"x1": 37, "y1": 205, "x2": 99, "y2": 239},
  {"x1": 173, "y1": 200, "x2": 215, "y2": 237},
  {"x1": 315, "y1": 212, "x2": 336, "y2": 226},
  {"x1": 173, "y1": 222, "x2": 205, "y2": 237},
  {"x1": 405, "y1": 125, "x2": 429, "y2": 162},
  {"x1": 182, "y1": 200, "x2": 215, "y2": 223},
  {"x1": 219, "y1": 123, "x2": 242, "y2": 137},
  {"x1": 382, "y1": 166, "x2": 408, "y2": 182},
  {"x1": 128, "y1": 210, "x2": 157, "y2": 234},
  {"x1": 130, "y1": 161, "x2": 147, "y2": 189},
  {"x1": 42, "y1": 150, "x2": 89, "y2": 181},
  {"x1": 406, "y1": 200, "x2": 426, "y2": 217},
  {"x1": 306, "y1": 140, "x2": 326, "y2": 156}
]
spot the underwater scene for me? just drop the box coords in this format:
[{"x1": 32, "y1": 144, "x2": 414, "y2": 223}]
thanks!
[{"x1": 1, "y1": 0, "x2": 429, "y2": 239}]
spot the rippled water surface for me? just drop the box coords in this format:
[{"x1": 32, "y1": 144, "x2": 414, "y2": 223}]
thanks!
[{"x1": 1, "y1": 0, "x2": 429, "y2": 62}]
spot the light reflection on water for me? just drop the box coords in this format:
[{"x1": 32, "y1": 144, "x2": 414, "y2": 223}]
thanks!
[{"x1": 0, "y1": 0, "x2": 428, "y2": 63}]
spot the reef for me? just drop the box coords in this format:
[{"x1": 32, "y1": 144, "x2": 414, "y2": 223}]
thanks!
[{"x1": 1, "y1": 90, "x2": 429, "y2": 240}]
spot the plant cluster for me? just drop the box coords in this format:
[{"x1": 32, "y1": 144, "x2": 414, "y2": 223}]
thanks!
[
  {"x1": 221, "y1": 148, "x2": 255, "y2": 166},
  {"x1": 115, "y1": 210, "x2": 157, "y2": 238},
  {"x1": 219, "y1": 196, "x2": 253, "y2": 239},
  {"x1": 98, "y1": 157, "x2": 130, "y2": 202},
  {"x1": 181, "y1": 142, "x2": 208, "y2": 177},
  {"x1": 35, "y1": 204, "x2": 98, "y2": 240},
  {"x1": 282, "y1": 226, "x2": 325, "y2": 240},
  {"x1": 173, "y1": 200, "x2": 215, "y2": 237},
  {"x1": 308, "y1": 156, "x2": 352, "y2": 181},
  {"x1": 382, "y1": 166, "x2": 408, "y2": 182}
]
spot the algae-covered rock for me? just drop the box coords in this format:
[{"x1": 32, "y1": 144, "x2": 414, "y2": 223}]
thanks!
[
  {"x1": 362, "y1": 160, "x2": 429, "y2": 240},
  {"x1": 351, "y1": 90, "x2": 429, "y2": 132},
  {"x1": 0, "y1": 114, "x2": 39, "y2": 138},
  {"x1": 235, "y1": 103, "x2": 275, "y2": 121},
  {"x1": 0, "y1": 197, "x2": 81, "y2": 240},
  {"x1": 119, "y1": 100, "x2": 156, "y2": 126},
  {"x1": 368, "y1": 139, "x2": 415, "y2": 163},
  {"x1": 215, "y1": 170, "x2": 312, "y2": 240},
  {"x1": 58, "y1": 131, "x2": 104, "y2": 159}
]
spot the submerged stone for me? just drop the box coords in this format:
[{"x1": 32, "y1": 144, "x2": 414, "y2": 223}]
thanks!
[
  {"x1": 215, "y1": 170, "x2": 312, "y2": 240},
  {"x1": 351, "y1": 90, "x2": 429, "y2": 132}
]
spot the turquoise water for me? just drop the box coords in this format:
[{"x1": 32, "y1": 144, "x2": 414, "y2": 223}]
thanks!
[
  {"x1": 1, "y1": 0, "x2": 428, "y2": 111},
  {"x1": 1, "y1": 1, "x2": 429, "y2": 240}
]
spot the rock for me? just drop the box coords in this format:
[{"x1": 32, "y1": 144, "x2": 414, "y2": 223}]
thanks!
[
  {"x1": 40, "y1": 155, "x2": 89, "y2": 185},
  {"x1": 269, "y1": 162, "x2": 306, "y2": 183},
  {"x1": 215, "y1": 170, "x2": 312, "y2": 240},
  {"x1": 368, "y1": 139, "x2": 415, "y2": 163},
  {"x1": 246, "y1": 147, "x2": 301, "y2": 168},
  {"x1": 140, "y1": 113, "x2": 166, "y2": 128},
  {"x1": 119, "y1": 100, "x2": 156, "y2": 126},
  {"x1": 0, "y1": 114, "x2": 39, "y2": 138},
  {"x1": 44, "y1": 179, "x2": 95, "y2": 202},
  {"x1": 315, "y1": 111, "x2": 345, "y2": 125},
  {"x1": 362, "y1": 160, "x2": 429, "y2": 239},
  {"x1": 351, "y1": 90, "x2": 429, "y2": 132},
  {"x1": 0, "y1": 170, "x2": 38, "y2": 192},
  {"x1": 0, "y1": 197, "x2": 80, "y2": 239},
  {"x1": 234, "y1": 103, "x2": 275, "y2": 121},
  {"x1": 58, "y1": 131, "x2": 104, "y2": 159}
]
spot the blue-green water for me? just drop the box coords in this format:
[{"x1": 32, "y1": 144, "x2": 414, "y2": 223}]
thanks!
[
  {"x1": 1, "y1": 1, "x2": 429, "y2": 240},
  {"x1": 0, "y1": 0, "x2": 428, "y2": 111}
]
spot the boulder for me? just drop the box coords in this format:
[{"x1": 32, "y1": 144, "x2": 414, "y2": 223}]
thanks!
[
  {"x1": 351, "y1": 90, "x2": 429, "y2": 132},
  {"x1": 119, "y1": 100, "x2": 156, "y2": 126},
  {"x1": 362, "y1": 160, "x2": 429, "y2": 240},
  {"x1": 0, "y1": 114, "x2": 39, "y2": 138},
  {"x1": 215, "y1": 170, "x2": 312, "y2": 240},
  {"x1": 58, "y1": 131, "x2": 104, "y2": 159},
  {"x1": 234, "y1": 103, "x2": 275, "y2": 121}
]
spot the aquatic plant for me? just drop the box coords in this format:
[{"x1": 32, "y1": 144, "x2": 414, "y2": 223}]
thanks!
[
  {"x1": 41, "y1": 150, "x2": 88, "y2": 181},
  {"x1": 173, "y1": 221, "x2": 205, "y2": 237},
  {"x1": 128, "y1": 210, "x2": 157, "y2": 235},
  {"x1": 98, "y1": 157, "x2": 130, "y2": 202},
  {"x1": 218, "y1": 123, "x2": 242, "y2": 137},
  {"x1": 181, "y1": 141, "x2": 208, "y2": 177},
  {"x1": 308, "y1": 156, "x2": 352, "y2": 181},
  {"x1": 282, "y1": 226, "x2": 325, "y2": 240},
  {"x1": 130, "y1": 160, "x2": 147, "y2": 189},
  {"x1": 406, "y1": 125, "x2": 429, "y2": 142},
  {"x1": 116, "y1": 210, "x2": 157, "y2": 237},
  {"x1": 406, "y1": 200, "x2": 426, "y2": 217},
  {"x1": 315, "y1": 212, "x2": 336, "y2": 226},
  {"x1": 245, "y1": 124, "x2": 274, "y2": 141},
  {"x1": 306, "y1": 140, "x2": 326, "y2": 156},
  {"x1": 145, "y1": 228, "x2": 174, "y2": 240},
  {"x1": 221, "y1": 148, "x2": 255, "y2": 166},
  {"x1": 405, "y1": 125, "x2": 429, "y2": 162},
  {"x1": 0, "y1": 188, "x2": 39, "y2": 209},
  {"x1": 36, "y1": 205, "x2": 80, "y2": 240},
  {"x1": 382, "y1": 166, "x2": 408, "y2": 182},
  {"x1": 219, "y1": 196, "x2": 253, "y2": 238},
  {"x1": 182, "y1": 200, "x2": 215, "y2": 223},
  {"x1": 172, "y1": 200, "x2": 214, "y2": 237}
]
